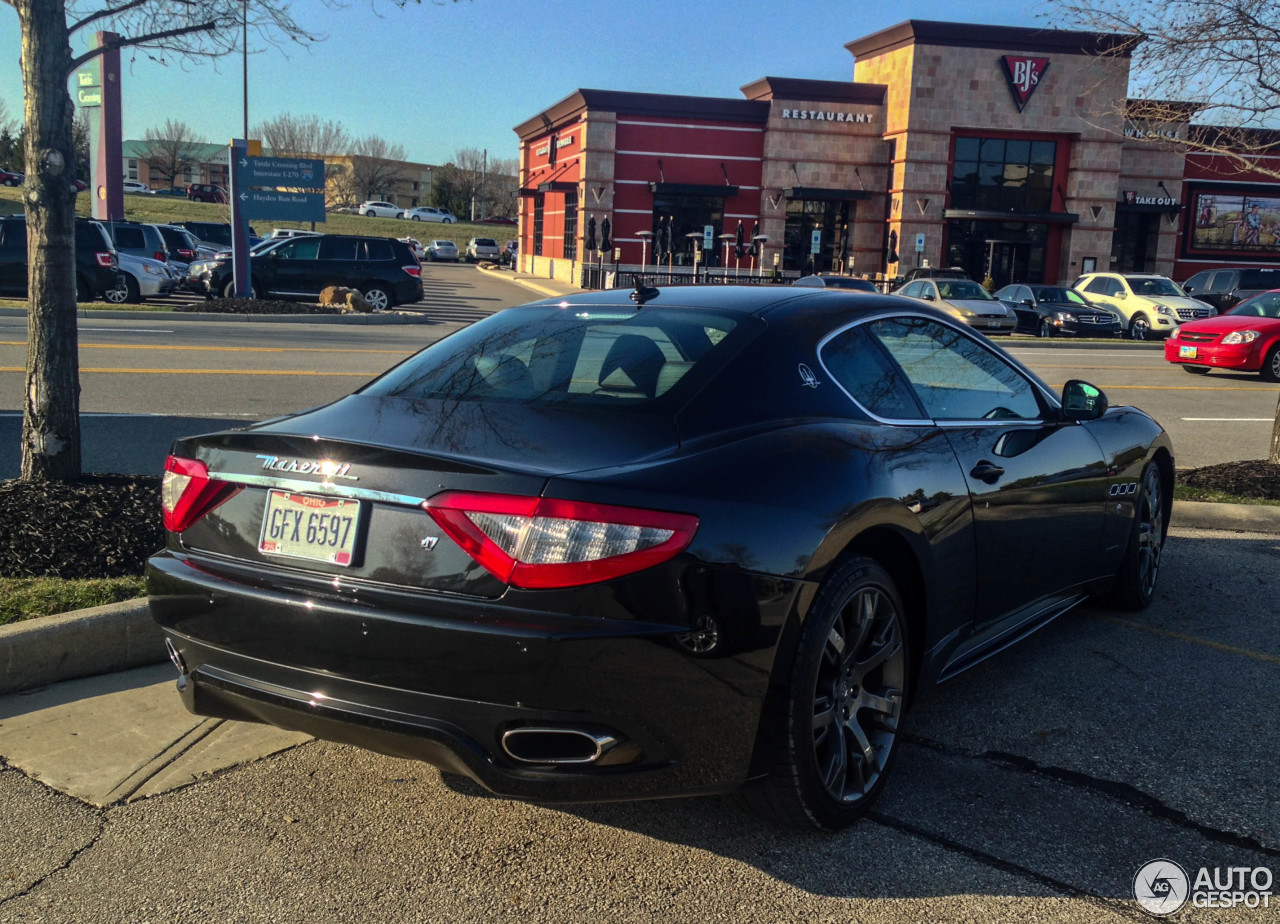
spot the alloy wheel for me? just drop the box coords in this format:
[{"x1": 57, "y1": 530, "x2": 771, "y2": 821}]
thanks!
[
  {"x1": 1130, "y1": 317, "x2": 1150, "y2": 340},
  {"x1": 810, "y1": 585, "x2": 905, "y2": 804},
  {"x1": 103, "y1": 276, "x2": 129, "y2": 304},
  {"x1": 1135, "y1": 466, "x2": 1164, "y2": 599},
  {"x1": 363, "y1": 287, "x2": 391, "y2": 312}
]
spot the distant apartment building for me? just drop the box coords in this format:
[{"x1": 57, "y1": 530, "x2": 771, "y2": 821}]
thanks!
[{"x1": 121, "y1": 140, "x2": 435, "y2": 208}]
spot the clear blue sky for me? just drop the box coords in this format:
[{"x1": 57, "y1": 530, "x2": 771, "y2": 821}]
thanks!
[{"x1": 0, "y1": 0, "x2": 1066, "y2": 167}]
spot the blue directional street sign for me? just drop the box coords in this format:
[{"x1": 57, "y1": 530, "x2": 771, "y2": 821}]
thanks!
[
  {"x1": 237, "y1": 189, "x2": 326, "y2": 222},
  {"x1": 237, "y1": 155, "x2": 325, "y2": 187}
]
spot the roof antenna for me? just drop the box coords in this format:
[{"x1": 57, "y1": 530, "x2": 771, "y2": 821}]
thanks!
[{"x1": 631, "y1": 286, "x2": 660, "y2": 306}]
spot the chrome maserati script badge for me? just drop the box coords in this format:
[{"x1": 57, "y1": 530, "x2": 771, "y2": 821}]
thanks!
[{"x1": 255, "y1": 455, "x2": 359, "y2": 481}]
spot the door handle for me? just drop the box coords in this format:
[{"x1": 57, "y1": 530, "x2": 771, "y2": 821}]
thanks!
[{"x1": 970, "y1": 460, "x2": 1005, "y2": 484}]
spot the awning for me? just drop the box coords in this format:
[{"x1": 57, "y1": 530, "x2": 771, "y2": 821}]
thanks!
[
  {"x1": 1116, "y1": 202, "x2": 1183, "y2": 215},
  {"x1": 536, "y1": 181, "x2": 577, "y2": 192},
  {"x1": 783, "y1": 186, "x2": 872, "y2": 201},
  {"x1": 649, "y1": 182, "x2": 739, "y2": 197},
  {"x1": 943, "y1": 208, "x2": 1079, "y2": 223}
]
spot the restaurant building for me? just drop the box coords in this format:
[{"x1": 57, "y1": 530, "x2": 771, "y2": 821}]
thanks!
[{"x1": 513, "y1": 20, "x2": 1280, "y2": 288}]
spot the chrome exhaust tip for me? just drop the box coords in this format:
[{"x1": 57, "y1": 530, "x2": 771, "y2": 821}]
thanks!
[
  {"x1": 164, "y1": 637, "x2": 187, "y2": 675},
  {"x1": 500, "y1": 727, "x2": 621, "y2": 766}
]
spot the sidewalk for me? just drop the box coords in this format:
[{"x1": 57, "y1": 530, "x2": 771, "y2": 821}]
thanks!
[
  {"x1": 480, "y1": 262, "x2": 584, "y2": 299},
  {"x1": 1, "y1": 499, "x2": 1277, "y2": 808}
]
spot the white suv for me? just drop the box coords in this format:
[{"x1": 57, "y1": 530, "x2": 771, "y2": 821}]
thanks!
[
  {"x1": 1073, "y1": 272, "x2": 1214, "y2": 340},
  {"x1": 465, "y1": 237, "x2": 502, "y2": 263},
  {"x1": 359, "y1": 200, "x2": 402, "y2": 218}
]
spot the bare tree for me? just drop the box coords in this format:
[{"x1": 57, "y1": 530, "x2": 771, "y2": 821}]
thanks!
[
  {"x1": 0, "y1": 1, "x2": 422, "y2": 482},
  {"x1": 1054, "y1": 1, "x2": 1280, "y2": 462},
  {"x1": 137, "y1": 118, "x2": 205, "y2": 190},
  {"x1": 343, "y1": 134, "x2": 409, "y2": 204},
  {"x1": 254, "y1": 112, "x2": 351, "y2": 207},
  {"x1": 432, "y1": 148, "x2": 518, "y2": 220}
]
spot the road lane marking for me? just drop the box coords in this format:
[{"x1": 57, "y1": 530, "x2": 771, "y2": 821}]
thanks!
[
  {"x1": 0, "y1": 367, "x2": 376, "y2": 376},
  {"x1": 78, "y1": 328, "x2": 174, "y2": 333},
  {"x1": 1091, "y1": 614, "x2": 1280, "y2": 666},
  {"x1": 0, "y1": 341, "x2": 411, "y2": 355}
]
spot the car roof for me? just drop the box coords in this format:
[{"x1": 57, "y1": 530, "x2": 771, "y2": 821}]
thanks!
[{"x1": 518, "y1": 284, "x2": 912, "y2": 320}]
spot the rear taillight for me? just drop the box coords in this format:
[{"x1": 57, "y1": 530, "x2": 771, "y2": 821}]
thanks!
[
  {"x1": 179, "y1": 249, "x2": 195, "y2": 260},
  {"x1": 162, "y1": 455, "x2": 240, "y2": 532},
  {"x1": 425, "y1": 491, "x2": 698, "y2": 589},
  {"x1": 402, "y1": 264, "x2": 421, "y2": 277},
  {"x1": 154, "y1": 250, "x2": 167, "y2": 261},
  {"x1": 95, "y1": 252, "x2": 113, "y2": 267}
]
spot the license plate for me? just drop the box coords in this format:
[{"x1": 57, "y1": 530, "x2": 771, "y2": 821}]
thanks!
[
  {"x1": 259, "y1": 490, "x2": 361, "y2": 566},
  {"x1": 1179, "y1": 345, "x2": 1198, "y2": 359}
]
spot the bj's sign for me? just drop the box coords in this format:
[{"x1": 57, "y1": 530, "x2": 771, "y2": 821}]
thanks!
[{"x1": 1001, "y1": 56, "x2": 1049, "y2": 113}]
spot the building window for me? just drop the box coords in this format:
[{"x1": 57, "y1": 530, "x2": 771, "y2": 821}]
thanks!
[
  {"x1": 127, "y1": 158, "x2": 138, "y2": 181},
  {"x1": 784, "y1": 199, "x2": 852, "y2": 273},
  {"x1": 533, "y1": 194, "x2": 545, "y2": 257},
  {"x1": 651, "y1": 194, "x2": 724, "y2": 266},
  {"x1": 950, "y1": 137, "x2": 1056, "y2": 213},
  {"x1": 563, "y1": 191, "x2": 578, "y2": 260}
]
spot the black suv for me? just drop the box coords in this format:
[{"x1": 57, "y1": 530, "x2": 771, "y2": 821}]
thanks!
[
  {"x1": 195, "y1": 234, "x2": 423, "y2": 309},
  {"x1": 0, "y1": 215, "x2": 118, "y2": 301},
  {"x1": 1181, "y1": 266, "x2": 1280, "y2": 313},
  {"x1": 898, "y1": 265, "x2": 971, "y2": 285}
]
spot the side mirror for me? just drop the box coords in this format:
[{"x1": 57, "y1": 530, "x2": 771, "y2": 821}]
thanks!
[
  {"x1": 922, "y1": 293, "x2": 934, "y2": 301},
  {"x1": 1021, "y1": 298, "x2": 1034, "y2": 306},
  {"x1": 1115, "y1": 291, "x2": 1127, "y2": 299},
  {"x1": 1061, "y1": 379, "x2": 1108, "y2": 421}
]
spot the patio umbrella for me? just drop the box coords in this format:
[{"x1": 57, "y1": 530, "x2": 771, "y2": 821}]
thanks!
[
  {"x1": 600, "y1": 217, "x2": 612, "y2": 252},
  {"x1": 749, "y1": 222, "x2": 759, "y2": 257},
  {"x1": 586, "y1": 216, "x2": 597, "y2": 252},
  {"x1": 735, "y1": 220, "x2": 745, "y2": 259},
  {"x1": 887, "y1": 229, "x2": 899, "y2": 264}
]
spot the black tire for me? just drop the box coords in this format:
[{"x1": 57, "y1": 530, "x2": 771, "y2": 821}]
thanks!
[
  {"x1": 1038, "y1": 318, "x2": 1054, "y2": 338},
  {"x1": 1129, "y1": 313, "x2": 1151, "y2": 341},
  {"x1": 362, "y1": 285, "x2": 393, "y2": 312},
  {"x1": 1106, "y1": 463, "x2": 1166, "y2": 611},
  {"x1": 744, "y1": 556, "x2": 909, "y2": 830},
  {"x1": 222, "y1": 279, "x2": 257, "y2": 299},
  {"x1": 1182, "y1": 365, "x2": 1211, "y2": 375},
  {"x1": 412, "y1": 215, "x2": 421, "y2": 221},
  {"x1": 365, "y1": 210, "x2": 376, "y2": 218},
  {"x1": 103, "y1": 273, "x2": 140, "y2": 304},
  {"x1": 1262, "y1": 344, "x2": 1280, "y2": 383},
  {"x1": 443, "y1": 217, "x2": 454, "y2": 224}
]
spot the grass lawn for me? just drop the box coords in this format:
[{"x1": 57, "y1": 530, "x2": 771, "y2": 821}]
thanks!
[
  {"x1": 0, "y1": 576, "x2": 146, "y2": 627},
  {"x1": 1173, "y1": 484, "x2": 1280, "y2": 506},
  {"x1": 0, "y1": 185, "x2": 511, "y2": 248}
]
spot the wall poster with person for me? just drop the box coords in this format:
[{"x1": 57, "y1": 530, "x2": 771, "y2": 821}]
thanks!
[{"x1": 1189, "y1": 189, "x2": 1280, "y2": 252}]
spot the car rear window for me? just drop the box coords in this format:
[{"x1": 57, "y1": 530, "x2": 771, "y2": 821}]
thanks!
[
  {"x1": 365, "y1": 239, "x2": 393, "y2": 261},
  {"x1": 475, "y1": 238, "x2": 497, "y2": 247},
  {"x1": 113, "y1": 227, "x2": 146, "y2": 249},
  {"x1": 1238, "y1": 270, "x2": 1280, "y2": 289},
  {"x1": 364, "y1": 306, "x2": 745, "y2": 410}
]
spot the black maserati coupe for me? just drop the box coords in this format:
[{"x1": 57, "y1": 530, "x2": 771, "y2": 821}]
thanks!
[{"x1": 148, "y1": 285, "x2": 1172, "y2": 830}]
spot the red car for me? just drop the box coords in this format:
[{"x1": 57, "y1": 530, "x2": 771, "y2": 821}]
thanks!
[{"x1": 1164, "y1": 288, "x2": 1280, "y2": 381}]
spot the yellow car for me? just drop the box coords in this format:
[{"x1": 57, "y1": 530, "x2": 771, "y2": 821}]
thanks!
[{"x1": 1072, "y1": 273, "x2": 1214, "y2": 340}]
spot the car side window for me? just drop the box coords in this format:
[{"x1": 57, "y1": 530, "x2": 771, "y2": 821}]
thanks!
[
  {"x1": 900, "y1": 281, "x2": 921, "y2": 297},
  {"x1": 1206, "y1": 272, "x2": 1232, "y2": 294},
  {"x1": 320, "y1": 238, "x2": 358, "y2": 260},
  {"x1": 820, "y1": 325, "x2": 925, "y2": 420},
  {"x1": 365, "y1": 239, "x2": 393, "y2": 261},
  {"x1": 867, "y1": 317, "x2": 1043, "y2": 421},
  {"x1": 1083, "y1": 277, "x2": 1107, "y2": 295}
]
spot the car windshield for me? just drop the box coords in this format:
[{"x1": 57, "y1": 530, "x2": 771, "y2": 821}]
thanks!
[
  {"x1": 364, "y1": 306, "x2": 743, "y2": 410},
  {"x1": 1129, "y1": 277, "x2": 1184, "y2": 297},
  {"x1": 1034, "y1": 287, "x2": 1088, "y2": 305},
  {"x1": 1228, "y1": 292, "x2": 1280, "y2": 318},
  {"x1": 938, "y1": 281, "x2": 992, "y2": 300}
]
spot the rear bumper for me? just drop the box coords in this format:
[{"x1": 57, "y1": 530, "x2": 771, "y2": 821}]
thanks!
[{"x1": 148, "y1": 550, "x2": 791, "y2": 801}]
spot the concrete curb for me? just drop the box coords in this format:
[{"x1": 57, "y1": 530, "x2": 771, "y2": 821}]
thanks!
[
  {"x1": 1171, "y1": 499, "x2": 1280, "y2": 532},
  {"x1": 0, "y1": 599, "x2": 164, "y2": 695},
  {"x1": 0, "y1": 306, "x2": 434, "y2": 325},
  {"x1": 476, "y1": 262, "x2": 583, "y2": 299},
  {"x1": 0, "y1": 501, "x2": 1275, "y2": 696}
]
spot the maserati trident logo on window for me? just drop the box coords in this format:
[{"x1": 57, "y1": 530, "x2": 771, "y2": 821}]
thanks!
[{"x1": 1001, "y1": 55, "x2": 1050, "y2": 112}]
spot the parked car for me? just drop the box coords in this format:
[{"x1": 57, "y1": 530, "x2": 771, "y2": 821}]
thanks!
[
  {"x1": 1180, "y1": 266, "x2": 1280, "y2": 314},
  {"x1": 425, "y1": 239, "x2": 459, "y2": 262},
  {"x1": 399, "y1": 237, "x2": 425, "y2": 260},
  {"x1": 402, "y1": 206, "x2": 456, "y2": 223},
  {"x1": 891, "y1": 277, "x2": 1017, "y2": 334},
  {"x1": 183, "y1": 238, "x2": 289, "y2": 295},
  {"x1": 103, "y1": 252, "x2": 176, "y2": 304},
  {"x1": 0, "y1": 169, "x2": 22, "y2": 187},
  {"x1": 792, "y1": 274, "x2": 878, "y2": 292},
  {"x1": 122, "y1": 180, "x2": 151, "y2": 194},
  {"x1": 994, "y1": 284, "x2": 1124, "y2": 337},
  {"x1": 465, "y1": 237, "x2": 502, "y2": 263},
  {"x1": 503, "y1": 240, "x2": 518, "y2": 265},
  {"x1": 0, "y1": 215, "x2": 117, "y2": 301},
  {"x1": 154, "y1": 224, "x2": 206, "y2": 278},
  {"x1": 359, "y1": 201, "x2": 402, "y2": 219},
  {"x1": 1072, "y1": 272, "x2": 1214, "y2": 340},
  {"x1": 103, "y1": 220, "x2": 169, "y2": 264},
  {"x1": 264, "y1": 228, "x2": 323, "y2": 240},
  {"x1": 190, "y1": 233, "x2": 422, "y2": 310},
  {"x1": 1163, "y1": 288, "x2": 1280, "y2": 380},
  {"x1": 898, "y1": 266, "x2": 971, "y2": 285},
  {"x1": 181, "y1": 221, "x2": 262, "y2": 251},
  {"x1": 187, "y1": 183, "x2": 227, "y2": 204},
  {"x1": 149, "y1": 284, "x2": 1172, "y2": 831},
  {"x1": 152, "y1": 186, "x2": 186, "y2": 197}
]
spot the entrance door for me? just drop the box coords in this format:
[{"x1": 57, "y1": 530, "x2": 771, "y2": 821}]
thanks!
[{"x1": 986, "y1": 240, "x2": 1045, "y2": 288}]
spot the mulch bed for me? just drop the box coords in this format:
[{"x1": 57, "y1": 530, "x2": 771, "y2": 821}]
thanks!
[
  {"x1": 0, "y1": 475, "x2": 164, "y2": 579},
  {"x1": 1178, "y1": 459, "x2": 1280, "y2": 501},
  {"x1": 177, "y1": 297, "x2": 345, "y2": 315}
]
